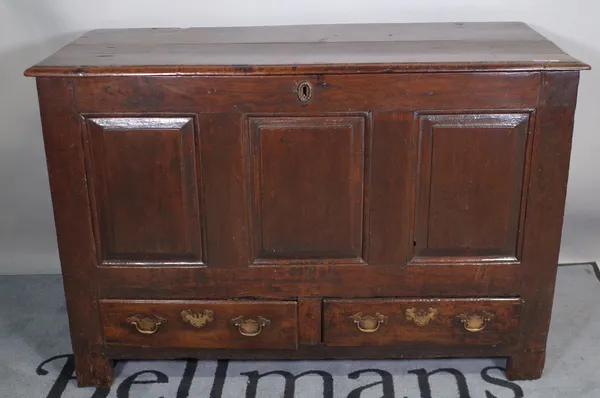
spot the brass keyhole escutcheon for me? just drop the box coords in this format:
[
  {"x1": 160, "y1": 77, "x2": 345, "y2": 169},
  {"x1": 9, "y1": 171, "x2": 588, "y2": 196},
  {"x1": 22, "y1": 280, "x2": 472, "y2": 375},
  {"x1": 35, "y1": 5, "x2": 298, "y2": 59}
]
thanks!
[
  {"x1": 181, "y1": 309, "x2": 214, "y2": 329},
  {"x1": 350, "y1": 312, "x2": 388, "y2": 333},
  {"x1": 406, "y1": 308, "x2": 439, "y2": 326},
  {"x1": 297, "y1": 81, "x2": 313, "y2": 103},
  {"x1": 127, "y1": 314, "x2": 167, "y2": 335}
]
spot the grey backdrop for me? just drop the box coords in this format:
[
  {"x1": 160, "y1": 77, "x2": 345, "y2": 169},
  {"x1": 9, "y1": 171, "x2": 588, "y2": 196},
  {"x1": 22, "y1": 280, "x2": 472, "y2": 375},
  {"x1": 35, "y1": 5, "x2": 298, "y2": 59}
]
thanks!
[{"x1": 1, "y1": 0, "x2": 598, "y2": 274}]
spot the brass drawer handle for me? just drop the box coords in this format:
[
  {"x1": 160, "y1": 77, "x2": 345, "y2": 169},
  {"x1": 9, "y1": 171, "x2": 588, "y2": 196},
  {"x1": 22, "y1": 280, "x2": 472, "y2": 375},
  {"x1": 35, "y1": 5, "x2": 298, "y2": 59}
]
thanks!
[
  {"x1": 127, "y1": 314, "x2": 166, "y2": 335},
  {"x1": 406, "y1": 308, "x2": 439, "y2": 326},
  {"x1": 230, "y1": 316, "x2": 270, "y2": 337},
  {"x1": 350, "y1": 312, "x2": 388, "y2": 333},
  {"x1": 181, "y1": 309, "x2": 214, "y2": 329},
  {"x1": 458, "y1": 311, "x2": 494, "y2": 333}
]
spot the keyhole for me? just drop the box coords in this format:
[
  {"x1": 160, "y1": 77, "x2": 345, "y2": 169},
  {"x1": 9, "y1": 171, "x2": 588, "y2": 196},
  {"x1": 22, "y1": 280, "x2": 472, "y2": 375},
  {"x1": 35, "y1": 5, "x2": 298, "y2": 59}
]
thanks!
[
  {"x1": 297, "y1": 81, "x2": 313, "y2": 103},
  {"x1": 302, "y1": 85, "x2": 309, "y2": 96}
]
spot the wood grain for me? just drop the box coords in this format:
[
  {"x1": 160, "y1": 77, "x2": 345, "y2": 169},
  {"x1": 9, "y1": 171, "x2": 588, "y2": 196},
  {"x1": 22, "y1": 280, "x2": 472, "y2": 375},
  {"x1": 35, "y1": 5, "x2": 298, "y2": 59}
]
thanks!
[
  {"x1": 72, "y1": 73, "x2": 541, "y2": 113},
  {"x1": 26, "y1": 23, "x2": 588, "y2": 386},
  {"x1": 24, "y1": 22, "x2": 589, "y2": 76},
  {"x1": 198, "y1": 114, "x2": 250, "y2": 268},
  {"x1": 101, "y1": 300, "x2": 298, "y2": 350},
  {"x1": 368, "y1": 111, "x2": 414, "y2": 265},
  {"x1": 509, "y1": 71, "x2": 582, "y2": 379},
  {"x1": 96, "y1": 263, "x2": 522, "y2": 299},
  {"x1": 323, "y1": 298, "x2": 521, "y2": 347},
  {"x1": 506, "y1": 350, "x2": 546, "y2": 380},
  {"x1": 36, "y1": 78, "x2": 114, "y2": 387},
  {"x1": 298, "y1": 298, "x2": 322, "y2": 345},
  {"x1": 82, "y1": 116, "x2": 204, "y2": 264},
  {"x1": 248, "y1": 115, "x2": 367, "y2": 264},
  {"x1": 413, "y1": 113, "x2": 532, "y2": 263}
]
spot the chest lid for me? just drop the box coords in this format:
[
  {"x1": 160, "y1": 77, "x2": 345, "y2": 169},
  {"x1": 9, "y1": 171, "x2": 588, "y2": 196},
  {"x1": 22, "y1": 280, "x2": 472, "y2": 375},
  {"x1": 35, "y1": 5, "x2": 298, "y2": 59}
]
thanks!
[{"x1": 25, "y1": 22, "x2": 589, "y2": 77}]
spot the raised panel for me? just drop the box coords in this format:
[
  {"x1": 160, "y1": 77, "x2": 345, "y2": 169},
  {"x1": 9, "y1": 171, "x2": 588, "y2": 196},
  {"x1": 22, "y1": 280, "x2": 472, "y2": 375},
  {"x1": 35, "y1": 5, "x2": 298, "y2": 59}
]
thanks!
[
  {"x1": 413, "y1": 113, "x2": 531, "y2": 263},
  {"x1": 248, "y1": 115, "x2": 368, "y2": 265},
  {"x1": 83, "y1": 117, "x2": 204, "y2": 265}
]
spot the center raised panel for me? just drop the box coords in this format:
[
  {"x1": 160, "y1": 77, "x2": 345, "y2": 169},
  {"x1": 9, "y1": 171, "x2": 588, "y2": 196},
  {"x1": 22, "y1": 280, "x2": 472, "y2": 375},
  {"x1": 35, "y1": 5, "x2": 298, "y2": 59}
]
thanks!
[{"x1": 247, "y1": 115, "x2": 368, "y2": 265}]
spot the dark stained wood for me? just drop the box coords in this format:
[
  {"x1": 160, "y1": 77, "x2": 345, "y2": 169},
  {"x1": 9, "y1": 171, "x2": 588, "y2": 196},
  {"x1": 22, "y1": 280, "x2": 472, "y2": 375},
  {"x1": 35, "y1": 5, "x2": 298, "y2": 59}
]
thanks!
[
  {"x1": 96, "y1": 263, "x2": 522, "y2": 299},
  {"x1": 508, "y1": 71, "x2": 582, "y2": 379},
  {"x1": 73, "y1": 73, "x2": 541, "y2": 113},
  {"x1": 248, "y1": 115, "x2": 367, "y2": 263},
  {"x1": 412, "y1": 113, "x2": 532, "y2": 263},
  {"x1": 82, "y1": 116, "x2": 204, "y2": 264},
  {"x1": 25, "y1": 23, "x2": 588, "y2": 386},
  {"x1": 323, "y1": 298, "x2": 521, "y2": 347},
  {"x1": 24, "y1": 22, "x2": 589, "y2": 77},
  {"x1": 298, "y1": 298, "x2": 322, "y2": 345},
  {"x1": 506, "y1": 350, "x2": 546, "y2": 380},
  {"x1": 368, "y1": 111, "x2": 414, "y2": 265},
  {"x1": 35, "y1": 78, "x2": 114, "y2": 388},
  {"x1": 198, "y1": 114, "x2": 250, "y2": 268},
  {"x1": 100, "y1": 299, "x2": 298, "y2": 350}
]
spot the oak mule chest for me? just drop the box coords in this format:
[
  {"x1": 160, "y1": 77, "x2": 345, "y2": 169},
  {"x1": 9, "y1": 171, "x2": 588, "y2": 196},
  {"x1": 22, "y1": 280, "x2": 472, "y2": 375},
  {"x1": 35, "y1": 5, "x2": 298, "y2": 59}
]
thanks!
[{"x1": 25, "y1": 22, "x2": 589, "y2": 387}]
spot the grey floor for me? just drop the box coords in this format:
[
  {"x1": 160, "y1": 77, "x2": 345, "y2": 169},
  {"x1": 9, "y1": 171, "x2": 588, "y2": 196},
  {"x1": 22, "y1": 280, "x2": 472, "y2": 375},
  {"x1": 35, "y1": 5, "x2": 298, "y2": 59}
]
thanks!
[{"x1": 0, "y1": 263, "x2": 599, "y2": 397}]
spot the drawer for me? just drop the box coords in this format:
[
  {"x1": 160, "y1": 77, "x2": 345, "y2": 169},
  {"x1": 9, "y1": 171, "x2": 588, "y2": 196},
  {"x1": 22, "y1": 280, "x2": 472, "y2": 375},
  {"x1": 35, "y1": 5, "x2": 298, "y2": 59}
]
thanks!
[
  {"x1": 100, "y1": 299, "x2": 298, "y2": 350},
  {"x1": 323, "y1": 298, "x2": 521, "y2": 347}
]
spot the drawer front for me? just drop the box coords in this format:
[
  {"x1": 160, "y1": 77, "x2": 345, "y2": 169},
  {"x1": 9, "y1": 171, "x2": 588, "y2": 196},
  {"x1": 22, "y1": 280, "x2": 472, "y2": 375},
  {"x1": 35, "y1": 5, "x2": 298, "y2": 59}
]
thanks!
[
  {"x1": 323, "y1": 298, "x2": 521, "y2": 347},
  {"x1": 100, "y1": 300, "x2": 298, "y2": 349}
]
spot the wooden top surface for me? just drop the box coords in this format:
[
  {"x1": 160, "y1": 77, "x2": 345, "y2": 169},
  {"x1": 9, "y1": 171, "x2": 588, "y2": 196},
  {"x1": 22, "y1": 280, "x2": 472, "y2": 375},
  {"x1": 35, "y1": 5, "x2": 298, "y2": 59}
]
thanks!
[{"x1": 25, "y1": 22, "x2": 589, "y2": 76}]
